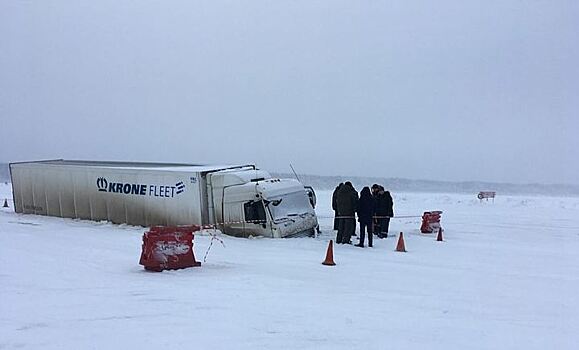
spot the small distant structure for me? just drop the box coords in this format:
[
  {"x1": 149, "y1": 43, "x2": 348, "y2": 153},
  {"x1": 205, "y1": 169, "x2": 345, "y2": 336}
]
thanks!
[{"x1": 477, "y1": 191, "x2": 496, "y2": 202}]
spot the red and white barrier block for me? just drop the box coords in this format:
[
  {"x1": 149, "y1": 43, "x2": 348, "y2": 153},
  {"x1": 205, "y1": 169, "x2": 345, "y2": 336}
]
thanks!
[
  {"x1": 420, "y1": 211, "x2": 443, "y2": 234},
  {"x1": 139, "y1": 225, "x2": 202, "y2": 272}
]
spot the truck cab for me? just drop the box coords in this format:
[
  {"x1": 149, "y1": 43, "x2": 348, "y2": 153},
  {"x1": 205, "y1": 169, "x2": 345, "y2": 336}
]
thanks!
[{"x1": 208, "y1": 169, "x2": 318, "y2": 238}]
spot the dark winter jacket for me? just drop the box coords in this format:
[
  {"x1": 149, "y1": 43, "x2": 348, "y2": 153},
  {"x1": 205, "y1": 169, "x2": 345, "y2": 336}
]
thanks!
[
  {"x1": 332, "y1": 184, "x2": 342, "y2": 212},
  {"x1": 337, "y1": 183, "x2": 358, "y2": 217},
  {"x1": 385, "y1": 191, "x2": 394, "y2": 217},
  {"x1": 357, "y1": 187, "x2": 375, "y2": 224},
  {"x1": 374, "y1": 191, "x2": 394, "y2": 218}
]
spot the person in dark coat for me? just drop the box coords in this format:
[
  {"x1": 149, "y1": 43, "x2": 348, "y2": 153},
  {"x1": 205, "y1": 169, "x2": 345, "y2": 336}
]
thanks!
[
  {"x1": 385, "y1": 190, "x2": 394, "y2": 219},
  {"x1": 355, "y1": 186, "x2": 375, "y2": 247},
  {"x1": 371, "y1": 184, "x2": 381, "y2": 234},
  {"x1": 336, "y1": 181, "x2": 358, "y2": 244},
  {"x1": 374, "y1": 186, "x2": 394, "y2": 238},
  {"x1": 332, "y1": 183, "x2": 343, "y2": 231}
]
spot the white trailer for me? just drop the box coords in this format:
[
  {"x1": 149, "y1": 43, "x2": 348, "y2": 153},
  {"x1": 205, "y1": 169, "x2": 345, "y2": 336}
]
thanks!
[{"x1": 9, "y1": 160, "x2": 318, "y2": 238}]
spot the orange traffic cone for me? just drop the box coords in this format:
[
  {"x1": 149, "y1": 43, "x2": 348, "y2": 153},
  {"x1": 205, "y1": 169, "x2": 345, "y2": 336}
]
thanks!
[
  {"x1": 322, "y1": 240, "x2": 336, "y2": 266},
  {"x1": 436, "y1": 227, "x2": 444, "y2": 241},
  {"x1": 2, "y1": 199, "x2": 8, "y2": 208},
  {"x1": 395, "y1": 232, "x2": 406, "y2": 252}
]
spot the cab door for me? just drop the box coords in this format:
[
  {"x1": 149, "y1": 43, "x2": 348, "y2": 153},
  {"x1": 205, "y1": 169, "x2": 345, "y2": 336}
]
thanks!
[
  {"x1": 222, "y1": 184, "x2": 272, "y2": 238},
  {"x1": 243, "y1": 198, "x2": 270, "y2": 237}
]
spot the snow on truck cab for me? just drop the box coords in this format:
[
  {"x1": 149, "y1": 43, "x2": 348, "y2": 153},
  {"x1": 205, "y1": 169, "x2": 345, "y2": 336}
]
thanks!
[{"x1": 9, "y1": 160, "x2": 318, "y2": 238}]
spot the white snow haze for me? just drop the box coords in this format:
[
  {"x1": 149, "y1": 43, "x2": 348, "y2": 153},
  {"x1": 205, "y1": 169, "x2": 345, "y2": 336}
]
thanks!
[
  {"x1": 1, "y1": 1, "x2": 578, "y2": 184},
  {"x1": 1, "y1": 2, "x2": 579, "y2": 349}
]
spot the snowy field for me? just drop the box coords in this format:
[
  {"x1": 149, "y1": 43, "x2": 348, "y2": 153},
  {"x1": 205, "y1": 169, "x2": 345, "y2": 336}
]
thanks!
[{"x1": 1, "y1": 182, "x2": 578, "y2": 349}]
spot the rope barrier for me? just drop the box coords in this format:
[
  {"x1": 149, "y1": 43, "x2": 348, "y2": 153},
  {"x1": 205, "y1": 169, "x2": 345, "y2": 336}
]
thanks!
[
  {"x1": 193, "y1": 214, "x2": 422, "y2": 229},
  {"x1": 203, "y1": 229, "x2": 225, "y2": 263},
  {"x1": 194, "y1": 213, "x2": 425, "y2": 262},
  {"x1": 1, "y1": 201, "x2": 424, "y2": 226},
  {"x1": 324, "y1": 215, "x2": 422, "y2": 219}
]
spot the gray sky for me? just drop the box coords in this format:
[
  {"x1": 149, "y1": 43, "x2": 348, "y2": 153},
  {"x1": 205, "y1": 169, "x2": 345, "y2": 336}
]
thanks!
[{"x1": 1, "y1": 1, "x2": 578, "y2": 184}]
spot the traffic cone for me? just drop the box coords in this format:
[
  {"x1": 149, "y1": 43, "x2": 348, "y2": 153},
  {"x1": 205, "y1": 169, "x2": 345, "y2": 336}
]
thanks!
[
  {"x1": 322, "y1": 240, "x2": 336, "y2": 266},
  {"x1": 395, "y1": 232, "x2": 406, "y2": 252},
  {"x1": 436, "y1": 227, "x2": 444, "y2": 242},
  {"x1": 2, "y1": 199, "x2": 8, "y2": 208}
]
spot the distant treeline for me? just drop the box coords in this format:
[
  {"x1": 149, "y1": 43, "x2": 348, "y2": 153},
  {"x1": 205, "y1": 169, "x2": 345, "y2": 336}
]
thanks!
[
  {"x1": 1, "y1": 163, "x2": 577, "y2": 196},
  {"x1": 271, "y1": 173, "x2": 579, "y2": 197}
]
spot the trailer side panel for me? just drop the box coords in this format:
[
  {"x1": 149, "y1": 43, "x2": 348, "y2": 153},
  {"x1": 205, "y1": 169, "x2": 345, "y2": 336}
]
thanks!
[{"x1": 10, "y1": 163, "x2": 204, "y2": 227}]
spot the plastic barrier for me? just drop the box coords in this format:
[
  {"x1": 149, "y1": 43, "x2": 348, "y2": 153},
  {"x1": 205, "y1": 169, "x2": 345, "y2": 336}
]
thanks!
[
  {"x1": 420, "y1": 211, "x2": 443, "y2": 233},
  {"x1": 139, "y1": 225, "x2": 201, "y2": 272}
]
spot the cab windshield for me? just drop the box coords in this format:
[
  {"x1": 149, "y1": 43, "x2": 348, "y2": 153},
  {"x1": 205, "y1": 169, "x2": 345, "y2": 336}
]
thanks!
[{"x1": 266, "y1": 191, "x2": 312, "y2": 221}]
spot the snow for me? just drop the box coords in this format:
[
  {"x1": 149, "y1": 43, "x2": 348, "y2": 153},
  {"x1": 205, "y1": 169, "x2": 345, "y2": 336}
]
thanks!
[{"x1": 1, "y1": 182, "x2": 578, "y2": 349}]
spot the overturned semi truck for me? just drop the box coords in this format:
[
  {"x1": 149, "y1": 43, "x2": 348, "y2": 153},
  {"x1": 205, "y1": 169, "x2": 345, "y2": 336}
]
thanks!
[{"x1": 9, "y1": 160, "x2": 318, "y2": 238}]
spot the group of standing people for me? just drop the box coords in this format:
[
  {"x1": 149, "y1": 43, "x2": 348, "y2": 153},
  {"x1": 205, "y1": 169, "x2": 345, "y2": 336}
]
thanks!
[{"x1": 332, "y1": 182, "x2": 394, "y2": 247}]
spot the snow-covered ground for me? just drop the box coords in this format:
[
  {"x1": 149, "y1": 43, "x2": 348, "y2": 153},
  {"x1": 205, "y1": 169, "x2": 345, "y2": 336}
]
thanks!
[{"x1": 1, "y1": 182, "x2": 578, "y2": 349}]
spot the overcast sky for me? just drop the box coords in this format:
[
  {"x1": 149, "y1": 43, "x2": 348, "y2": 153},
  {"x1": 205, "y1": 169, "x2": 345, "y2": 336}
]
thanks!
[{"x1": 1, "y1": 1, "x2": 577, "y2": 184}]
